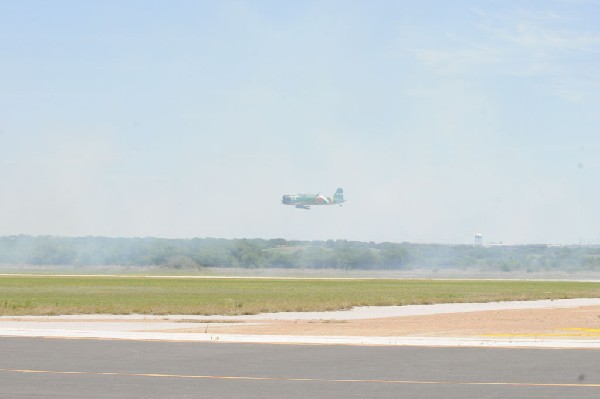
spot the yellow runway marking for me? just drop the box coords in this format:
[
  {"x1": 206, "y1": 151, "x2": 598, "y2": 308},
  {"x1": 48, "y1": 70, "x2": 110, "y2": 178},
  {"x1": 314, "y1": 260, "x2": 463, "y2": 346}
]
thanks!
[
  {"x1": 484, "y1": 333, "x2": 600, "y2": 337},
  {"x1": 563, "y1": 328, "x2": 600, "y2": 333},
  {"x1": 484, "y1": 327, "x2": 600, "y2": 338},
  {"x1": 1, "y1": 368, "x2": 599, "y2": 388}
]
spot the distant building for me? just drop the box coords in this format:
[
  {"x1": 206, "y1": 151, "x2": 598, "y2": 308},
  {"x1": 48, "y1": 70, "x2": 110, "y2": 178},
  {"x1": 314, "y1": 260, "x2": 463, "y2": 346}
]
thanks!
[{"x1": 475, "y1": 234, "x2": 483, "y2": 245}]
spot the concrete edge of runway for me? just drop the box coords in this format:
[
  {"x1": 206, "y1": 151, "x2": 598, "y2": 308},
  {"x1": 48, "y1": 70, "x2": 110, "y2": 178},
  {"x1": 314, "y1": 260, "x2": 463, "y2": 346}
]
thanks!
[{"x1": 1, "y1": 329, "x2": 600, "y2": 349}]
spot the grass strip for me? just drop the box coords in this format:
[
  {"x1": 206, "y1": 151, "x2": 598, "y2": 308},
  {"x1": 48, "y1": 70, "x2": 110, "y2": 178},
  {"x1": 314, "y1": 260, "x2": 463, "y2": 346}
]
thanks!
[{"x1": 1, "y1": 276, "x2": 599, "y2": 316}]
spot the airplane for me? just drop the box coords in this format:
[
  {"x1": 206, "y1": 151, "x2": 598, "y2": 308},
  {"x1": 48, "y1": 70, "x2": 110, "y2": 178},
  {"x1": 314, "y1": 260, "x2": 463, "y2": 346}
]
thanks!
[{"x1": 281, "y1": 188, "x2": 345, "y2": 210}]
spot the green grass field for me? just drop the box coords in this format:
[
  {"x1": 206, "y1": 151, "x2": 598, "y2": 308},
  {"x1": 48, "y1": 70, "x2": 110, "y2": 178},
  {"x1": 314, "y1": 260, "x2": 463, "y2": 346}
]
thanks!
[{"x1": 1, "y1": 275, "x2": 600, "y2": 316}]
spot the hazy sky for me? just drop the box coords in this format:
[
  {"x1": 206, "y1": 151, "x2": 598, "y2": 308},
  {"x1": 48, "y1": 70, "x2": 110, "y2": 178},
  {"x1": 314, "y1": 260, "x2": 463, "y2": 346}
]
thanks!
[{"x1": 1, "y1": 0, "x2": 599, "y2": 244}]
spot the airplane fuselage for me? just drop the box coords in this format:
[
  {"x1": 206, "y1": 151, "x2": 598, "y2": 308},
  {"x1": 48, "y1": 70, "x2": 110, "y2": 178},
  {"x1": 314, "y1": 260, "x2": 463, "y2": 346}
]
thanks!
[{"x1": 282, "y1": 188, "x2": 344, "y2": 210}]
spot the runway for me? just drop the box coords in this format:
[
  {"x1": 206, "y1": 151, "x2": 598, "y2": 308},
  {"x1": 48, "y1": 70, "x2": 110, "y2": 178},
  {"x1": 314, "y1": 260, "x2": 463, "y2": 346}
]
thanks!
[
  {"x1": 1, "y1": 337, "x2": 599, "y2": 398},
  {"x1": 2, "y1": 300, "x2": 599, "y2": 397}
]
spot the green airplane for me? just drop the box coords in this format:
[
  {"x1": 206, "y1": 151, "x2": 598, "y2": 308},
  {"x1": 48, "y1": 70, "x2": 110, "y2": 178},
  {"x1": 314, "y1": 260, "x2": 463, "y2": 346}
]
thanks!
[{"x1": 281, "y1": 188, "x2": 345, "y2": 210}]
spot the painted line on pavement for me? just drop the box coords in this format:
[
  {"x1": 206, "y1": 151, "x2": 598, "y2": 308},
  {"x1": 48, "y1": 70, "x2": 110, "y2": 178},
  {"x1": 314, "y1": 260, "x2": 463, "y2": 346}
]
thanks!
[{"x1": 1, "y1": 368, "x2": 599, "y2": 388}]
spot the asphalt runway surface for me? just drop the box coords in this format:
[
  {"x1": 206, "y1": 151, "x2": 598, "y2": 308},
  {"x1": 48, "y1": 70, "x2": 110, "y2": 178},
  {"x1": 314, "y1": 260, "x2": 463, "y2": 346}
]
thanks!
[{"x1": 1, "y1": 337, "x2": 599, "y2": 399}]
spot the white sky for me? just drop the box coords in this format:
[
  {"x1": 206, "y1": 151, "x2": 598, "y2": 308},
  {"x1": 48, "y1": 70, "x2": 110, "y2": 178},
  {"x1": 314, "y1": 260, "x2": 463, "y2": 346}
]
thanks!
[{"x1": 1, "y1": 0, "x2": 599, "y2": 244}]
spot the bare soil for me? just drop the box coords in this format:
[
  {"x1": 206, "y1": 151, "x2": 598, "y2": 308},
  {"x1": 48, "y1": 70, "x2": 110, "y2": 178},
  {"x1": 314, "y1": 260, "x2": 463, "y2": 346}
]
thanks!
[{"x1": 169, "y1": 305, "x2": 600, "y2": 339}]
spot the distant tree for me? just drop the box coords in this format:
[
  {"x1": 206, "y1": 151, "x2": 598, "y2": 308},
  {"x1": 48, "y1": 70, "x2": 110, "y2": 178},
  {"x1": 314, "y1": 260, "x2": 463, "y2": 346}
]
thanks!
[{"x1": 163, "y1": 255, "x2": 200, "y2": 270}]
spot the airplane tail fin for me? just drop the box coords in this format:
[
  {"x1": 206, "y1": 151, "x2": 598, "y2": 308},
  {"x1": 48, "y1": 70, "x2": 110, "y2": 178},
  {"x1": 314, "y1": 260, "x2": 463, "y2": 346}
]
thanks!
[{"x1": 334, "y1": 188, "x2": 344, "y2": 203}]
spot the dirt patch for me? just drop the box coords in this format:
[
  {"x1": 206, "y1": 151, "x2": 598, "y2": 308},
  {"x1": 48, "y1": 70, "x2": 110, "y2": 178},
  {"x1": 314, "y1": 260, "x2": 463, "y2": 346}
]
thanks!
[{"x1": 167, "y1": 305, "x2": 600, "y2": 339}]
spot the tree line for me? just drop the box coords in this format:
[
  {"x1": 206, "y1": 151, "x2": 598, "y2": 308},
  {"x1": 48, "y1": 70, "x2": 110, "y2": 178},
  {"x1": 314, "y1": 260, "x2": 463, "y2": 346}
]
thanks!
[{"x1": 0, "y1": 235, "x2": 599, "y2": 272}]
